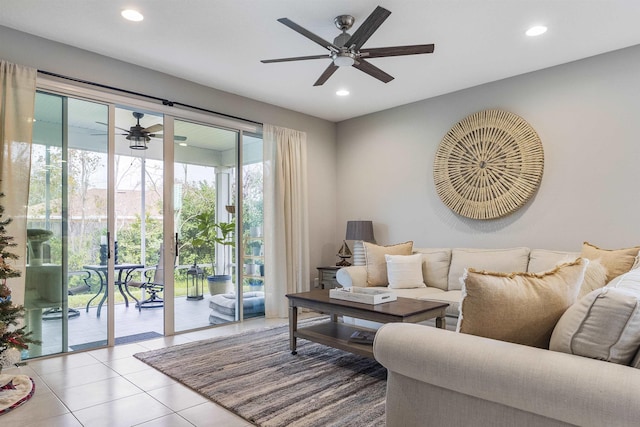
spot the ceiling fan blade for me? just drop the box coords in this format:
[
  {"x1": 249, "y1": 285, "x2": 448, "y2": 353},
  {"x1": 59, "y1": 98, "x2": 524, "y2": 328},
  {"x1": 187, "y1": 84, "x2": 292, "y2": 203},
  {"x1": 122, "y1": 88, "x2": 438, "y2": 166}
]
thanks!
[
  {"x1": 277, "y1": 18, "x2": 338, "y2": 52},
  {"x1": 345, "y1": 6, "x2": 391, "y2": 50},
  {"x1": 144, "y1": 124, "x2": 163, "y2": 133},
  {"x1": 361, "y1": 44, "x2": 435, "y2": 58},
  {"x1": 313, "y1": 63, "x2": 339, "y2": 86},
  {"x1": 261, "y1": 54, "x2": 330, "y2": 63},
  {"x1": 148, "y1": 134, "x2": 187, "y2": 142},
  {"x1": 95, "y1": 121, "x2": 130, "y2": 133},
  {"x1": 353, "y1": 59, "x2": 394, "y2": 83}
]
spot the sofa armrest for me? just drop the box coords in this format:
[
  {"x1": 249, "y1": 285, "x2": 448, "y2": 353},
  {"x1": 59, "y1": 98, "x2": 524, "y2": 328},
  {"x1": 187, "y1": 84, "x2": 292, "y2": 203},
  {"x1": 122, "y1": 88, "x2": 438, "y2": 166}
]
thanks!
[
  {"x1": 335, "y1": 266, "x2": 367, "y2": 288},
  {"x1": 374, "y1": 323, "x2": 640, "y2": 427}
]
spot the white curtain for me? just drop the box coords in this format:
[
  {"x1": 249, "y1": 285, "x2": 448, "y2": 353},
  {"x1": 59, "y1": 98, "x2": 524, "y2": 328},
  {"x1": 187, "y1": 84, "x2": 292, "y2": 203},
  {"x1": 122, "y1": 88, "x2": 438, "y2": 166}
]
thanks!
[
  {"x1": 263, "y1": 124, "x2": 310, "y2": 318},
  {"x1": 0, "y1": 61, "x2": 36, "y2": 305}
]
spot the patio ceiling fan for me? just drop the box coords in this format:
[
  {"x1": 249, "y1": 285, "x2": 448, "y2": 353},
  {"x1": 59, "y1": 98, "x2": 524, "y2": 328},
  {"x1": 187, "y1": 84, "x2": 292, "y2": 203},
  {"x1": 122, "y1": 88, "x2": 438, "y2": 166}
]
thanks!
[
  {"x1": 95, "y1": 112, "x2": 187, "y2": 150},
  {"x1": 261, "y1": 5, "x2": 435, "y2": 86}
]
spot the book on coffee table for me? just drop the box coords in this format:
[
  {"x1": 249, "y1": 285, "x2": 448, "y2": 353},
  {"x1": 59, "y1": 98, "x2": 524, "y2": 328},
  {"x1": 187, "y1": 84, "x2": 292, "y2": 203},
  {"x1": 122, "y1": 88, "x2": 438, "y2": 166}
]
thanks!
[{"x1": 348, "y1": 330, "x2": 376, "y2": 345}]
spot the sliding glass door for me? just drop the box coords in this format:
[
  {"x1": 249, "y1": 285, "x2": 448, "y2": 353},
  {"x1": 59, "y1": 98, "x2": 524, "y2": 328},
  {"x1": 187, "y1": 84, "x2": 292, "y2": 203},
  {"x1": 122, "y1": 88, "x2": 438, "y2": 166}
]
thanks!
[
  {"x1": 23, "y1": 84, "x2": 264, "y2": 358},
  {"x1": 26, "y1": 92, "x2": 109, "y2": 356},
  {"x1": 173, "y1": 119, "x2": 240, "y2": 331},
  {"x1": 112, "y1": 106, "x2": 164, "y2": 343}
]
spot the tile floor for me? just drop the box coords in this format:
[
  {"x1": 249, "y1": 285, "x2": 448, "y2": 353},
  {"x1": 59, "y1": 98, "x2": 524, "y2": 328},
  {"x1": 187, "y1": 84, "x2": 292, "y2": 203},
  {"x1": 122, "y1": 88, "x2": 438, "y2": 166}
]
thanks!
[{"x1": 2, "y1": 316, "x2": 295, "y2": 426}]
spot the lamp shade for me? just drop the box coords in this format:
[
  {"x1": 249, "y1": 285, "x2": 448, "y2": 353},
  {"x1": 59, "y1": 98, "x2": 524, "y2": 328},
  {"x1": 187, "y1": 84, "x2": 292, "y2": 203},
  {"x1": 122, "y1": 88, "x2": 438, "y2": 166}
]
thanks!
[{"x1": 345, "y1": 220, "x2": 375, "y2": 243}]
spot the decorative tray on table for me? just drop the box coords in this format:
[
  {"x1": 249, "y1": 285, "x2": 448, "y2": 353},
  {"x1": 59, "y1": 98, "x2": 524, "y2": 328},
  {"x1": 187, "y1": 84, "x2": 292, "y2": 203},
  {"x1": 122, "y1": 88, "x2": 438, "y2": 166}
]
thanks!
[{"x1": 329, "y1": 287, "x2": 397, "y2": 305}]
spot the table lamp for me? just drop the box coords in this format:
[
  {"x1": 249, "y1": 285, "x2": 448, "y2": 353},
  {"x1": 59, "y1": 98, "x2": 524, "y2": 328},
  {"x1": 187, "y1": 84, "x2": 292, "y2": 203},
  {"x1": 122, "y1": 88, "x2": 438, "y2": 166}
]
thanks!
[{"x1": 345, "y1": 220, "x2": 375, "y2": 266}]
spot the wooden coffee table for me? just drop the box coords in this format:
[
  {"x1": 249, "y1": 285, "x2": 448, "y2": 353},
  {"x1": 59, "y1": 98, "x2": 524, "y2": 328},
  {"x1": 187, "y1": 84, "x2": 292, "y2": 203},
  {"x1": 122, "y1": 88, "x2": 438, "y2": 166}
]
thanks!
[{"x1": 286, "y1": 290, "x2": 449, "y2": 359}]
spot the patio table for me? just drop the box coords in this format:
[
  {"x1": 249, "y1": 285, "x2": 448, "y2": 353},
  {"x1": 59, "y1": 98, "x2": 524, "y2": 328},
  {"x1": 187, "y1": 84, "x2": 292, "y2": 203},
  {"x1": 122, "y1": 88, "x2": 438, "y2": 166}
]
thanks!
[{"x1": 83, "y1": 263, "x2": 144, "y2": 317}]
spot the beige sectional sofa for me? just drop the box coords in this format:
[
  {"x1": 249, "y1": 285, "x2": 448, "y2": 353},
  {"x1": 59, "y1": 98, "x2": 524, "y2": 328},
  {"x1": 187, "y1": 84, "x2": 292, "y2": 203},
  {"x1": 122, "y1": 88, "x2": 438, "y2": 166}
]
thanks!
[
  {"x1": 338, "y1": 244, "x2": 640, "y2": 426},
  {"x1": 336, "y1": 246, "x2": 579, "y2": 319},
  {"x1": 374, "y1": 322, "x2": 640, "y2": 427}
]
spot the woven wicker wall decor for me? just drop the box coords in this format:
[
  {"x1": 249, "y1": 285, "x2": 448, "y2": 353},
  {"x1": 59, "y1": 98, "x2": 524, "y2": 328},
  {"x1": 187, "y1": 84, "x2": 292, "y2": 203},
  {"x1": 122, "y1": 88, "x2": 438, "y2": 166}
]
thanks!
[{"x1": 433, "y1": 109, "x2": 544, "y2": 220}]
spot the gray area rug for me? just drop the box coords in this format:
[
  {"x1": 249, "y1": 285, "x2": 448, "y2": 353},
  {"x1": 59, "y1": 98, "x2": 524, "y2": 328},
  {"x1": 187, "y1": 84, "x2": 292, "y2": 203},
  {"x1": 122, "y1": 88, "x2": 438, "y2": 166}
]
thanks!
[{"x1": 134, "y1": 319, "x2": 386, "y2": 426}]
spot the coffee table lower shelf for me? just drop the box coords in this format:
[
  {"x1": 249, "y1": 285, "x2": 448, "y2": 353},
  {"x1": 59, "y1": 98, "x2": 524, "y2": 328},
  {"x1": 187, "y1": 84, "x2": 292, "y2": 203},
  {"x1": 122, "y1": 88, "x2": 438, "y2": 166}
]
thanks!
[{"x1": 295, "y1": 321, "x2": 376, "y2": 358}]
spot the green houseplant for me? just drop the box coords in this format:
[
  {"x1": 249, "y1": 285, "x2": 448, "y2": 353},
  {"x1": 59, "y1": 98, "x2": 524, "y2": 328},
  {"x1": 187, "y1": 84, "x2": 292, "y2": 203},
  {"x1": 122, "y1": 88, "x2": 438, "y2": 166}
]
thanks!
[{"x1": 192, "y1": 210, "x2": 236, "y2": 296}]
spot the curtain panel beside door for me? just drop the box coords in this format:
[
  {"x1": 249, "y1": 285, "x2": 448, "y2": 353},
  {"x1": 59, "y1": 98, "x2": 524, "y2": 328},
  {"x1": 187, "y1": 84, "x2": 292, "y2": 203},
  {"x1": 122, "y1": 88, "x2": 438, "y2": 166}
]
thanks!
[
  {"x1": 0, "y1": 60, "x2": 36, "y2": 305},
  {"x1": 263, "y1": 124, "x2": 310, "y2": 318}
]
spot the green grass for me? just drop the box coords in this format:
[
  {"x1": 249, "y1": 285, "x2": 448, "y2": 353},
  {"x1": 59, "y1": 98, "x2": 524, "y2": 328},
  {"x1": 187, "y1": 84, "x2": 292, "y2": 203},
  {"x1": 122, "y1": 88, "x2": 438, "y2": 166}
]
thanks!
[
  {"x1": 68, "y1": 276, "x2": 264, "y2": 309},
  {"x1": 68, "y1": 277, "x2": 191, "y2": 308}
]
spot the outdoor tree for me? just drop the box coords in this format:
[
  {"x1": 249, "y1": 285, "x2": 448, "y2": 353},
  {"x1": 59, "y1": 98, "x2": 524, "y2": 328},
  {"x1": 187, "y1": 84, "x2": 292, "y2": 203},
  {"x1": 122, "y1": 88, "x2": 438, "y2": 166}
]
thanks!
[{"x1": 0, "y1": 193, "x2": 38, "y2": 370}]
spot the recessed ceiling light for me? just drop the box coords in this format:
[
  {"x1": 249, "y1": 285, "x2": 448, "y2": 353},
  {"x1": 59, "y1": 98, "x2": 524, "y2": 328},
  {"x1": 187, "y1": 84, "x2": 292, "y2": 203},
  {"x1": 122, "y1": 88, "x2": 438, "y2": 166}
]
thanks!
[
  {"x1": 336, "y1": 89, "x2": 350, "y2": 96},
  {"x1": 179, "y1": 142, "x2": 188, "y2": 147},
  {"x1": 121, "y1": 9, "x2": 144, "y2": 22},
  {"x1": 526, "y1": 25, "x2": 547, "y2": 37}
]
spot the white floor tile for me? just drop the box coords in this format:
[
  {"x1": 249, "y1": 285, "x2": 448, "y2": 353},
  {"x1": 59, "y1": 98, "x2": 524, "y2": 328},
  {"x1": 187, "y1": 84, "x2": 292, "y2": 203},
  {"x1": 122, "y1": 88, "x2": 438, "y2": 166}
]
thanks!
[
  {"x1": 104, "y1": 355, "x2": 153, "y2": 375},
  {"x1": 27, "y1": 352, "x2": 101, "y2": 375},
  {"x1": 147, "y1": 382, "x2": 209, "y2": 412},
  {"x1": 72, "y1": 393, "x2": 173, "y2": 427},
  {"x1": 123, "y1": 366, "x2": 179, "y2": 391},
  {"x1": 88, "y1": 342, "x2": 150, "y2": 362},
  {"x1": 178, "y1": 401, "x2": 251, "y2": 427},
  {"x1": 39, "y1": 362, "x2": 119, "y2": 392},
  {"x1": 55, "y1": 375, "x2": 144, "y2": 411},
  {"x1": 20, "y1": 412, "x2": 84, "y2": 427},
  {"x1": 133, "y1": 412, "x2": 196, "y2": 426}
]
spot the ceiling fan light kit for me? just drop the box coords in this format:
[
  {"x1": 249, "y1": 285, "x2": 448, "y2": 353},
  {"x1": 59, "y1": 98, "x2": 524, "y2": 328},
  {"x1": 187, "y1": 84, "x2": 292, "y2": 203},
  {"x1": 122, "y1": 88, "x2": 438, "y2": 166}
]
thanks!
[
  {"x1": 261, "y1": 5, "x2": 435, "y2": 86},
  {"x1": 127, "y1": 134, "x2": 150, "y2": 150}
]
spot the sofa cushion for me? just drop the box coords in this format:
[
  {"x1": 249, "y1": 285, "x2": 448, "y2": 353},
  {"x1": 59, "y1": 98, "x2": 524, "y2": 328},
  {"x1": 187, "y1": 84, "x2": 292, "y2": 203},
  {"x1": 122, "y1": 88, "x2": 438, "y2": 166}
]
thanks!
[
  {"x1": 385, "y1": 253, "x2": 426, "y2": 289},
  {"x1": 581, "y1": 241, "x2": 640, "y2": 283},
  {"x1": 413, "y1": 248, "x2": 451, "y2": 291},
  {"x1": 550, "y1": 268, "x2": 640, "y2": 366},
  {"x1": 457, "y1": 258, "x2": 587, "y2": 348},
  {"x1": 384, "y1": 286, "x2": 446, "y2": 300},
  {"x1": 527, "y1": 249, "x2": 580, "y2": 273},
  {"x1": 448, "y1": 247, "x2": 531, "y2": 291},
  {"x1": 364, "y1": 241, "x2": 413, "y2": 287},
  {"x1": 419, "y1": 290, "x2": 463, "y2": 317}
]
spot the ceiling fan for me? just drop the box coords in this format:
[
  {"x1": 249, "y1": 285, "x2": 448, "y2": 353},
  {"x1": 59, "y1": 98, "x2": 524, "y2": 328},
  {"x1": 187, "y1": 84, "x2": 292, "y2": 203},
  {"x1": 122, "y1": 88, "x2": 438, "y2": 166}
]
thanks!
[
  {"x1": 96, "y1": 112, "x2": 187, "y2": 150},
  {"x1": 261, "y1": 5, "x2": 435, "y2": 86}
]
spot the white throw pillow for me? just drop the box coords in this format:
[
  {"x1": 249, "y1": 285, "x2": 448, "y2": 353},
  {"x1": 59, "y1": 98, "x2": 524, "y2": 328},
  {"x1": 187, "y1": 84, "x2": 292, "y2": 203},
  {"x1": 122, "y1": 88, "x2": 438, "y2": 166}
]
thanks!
[{"x1": 385, "y1": 253, "x2": 426, "y2": 289}]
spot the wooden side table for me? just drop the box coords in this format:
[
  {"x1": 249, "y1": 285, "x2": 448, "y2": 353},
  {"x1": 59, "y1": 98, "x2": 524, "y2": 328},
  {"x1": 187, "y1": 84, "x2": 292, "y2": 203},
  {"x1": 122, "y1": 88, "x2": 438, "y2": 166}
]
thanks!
[{"x1": 316, "y1": 266, "x2": 341, "y2": 289}]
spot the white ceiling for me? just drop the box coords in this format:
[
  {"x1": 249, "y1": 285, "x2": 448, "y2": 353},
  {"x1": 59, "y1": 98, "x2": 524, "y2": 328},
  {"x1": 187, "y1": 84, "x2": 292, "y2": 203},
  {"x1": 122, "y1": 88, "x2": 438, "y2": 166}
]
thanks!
[{"x1": 1, "y1": 1, "x2": 640, "y2": 122}]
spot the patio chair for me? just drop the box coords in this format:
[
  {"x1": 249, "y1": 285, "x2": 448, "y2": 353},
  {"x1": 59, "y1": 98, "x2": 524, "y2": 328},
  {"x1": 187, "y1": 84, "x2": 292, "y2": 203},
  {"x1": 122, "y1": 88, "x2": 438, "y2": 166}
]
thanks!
[
  {"x1": 126, "y1": 244, "x2": 168, "y2": 309},
  {"x1": 42, "y1": 270, "x2": 93, "y2": 320}
]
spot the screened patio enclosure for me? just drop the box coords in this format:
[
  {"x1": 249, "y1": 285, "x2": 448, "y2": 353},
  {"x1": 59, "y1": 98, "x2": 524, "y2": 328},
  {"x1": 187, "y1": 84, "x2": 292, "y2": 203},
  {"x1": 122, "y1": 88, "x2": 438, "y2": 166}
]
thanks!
[{"x1": 23, "y1": 87, "x2": 264, "y2": 358}]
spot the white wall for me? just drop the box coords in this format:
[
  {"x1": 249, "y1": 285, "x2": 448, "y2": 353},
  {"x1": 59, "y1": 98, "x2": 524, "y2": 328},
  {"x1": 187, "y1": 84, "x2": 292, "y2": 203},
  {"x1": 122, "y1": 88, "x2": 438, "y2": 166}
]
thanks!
[
  {"x1": 337, "y1": 44, "x2": 640, "y2": 252},
  {"x1": 0, "y1": 26, "x2": 339, "y2": 285}
]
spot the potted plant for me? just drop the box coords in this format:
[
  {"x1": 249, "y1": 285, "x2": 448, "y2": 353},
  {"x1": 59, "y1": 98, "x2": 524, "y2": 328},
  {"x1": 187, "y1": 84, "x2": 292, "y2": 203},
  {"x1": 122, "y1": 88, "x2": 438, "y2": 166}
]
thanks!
[
  {"x1": 250, "y1": 240, "x2": 262, "y2": 256},
  {"x1": 191, "y1": 210, "x2": 236, "y2": 296}
]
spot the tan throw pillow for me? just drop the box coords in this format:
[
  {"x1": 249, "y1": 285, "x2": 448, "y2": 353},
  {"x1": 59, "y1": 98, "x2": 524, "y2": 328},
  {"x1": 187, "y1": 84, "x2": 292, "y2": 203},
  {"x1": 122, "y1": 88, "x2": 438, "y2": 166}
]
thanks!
[
  {"x1": 550, "y1": 268, "x2": 640, "y2": 366},
  {"x1": 581, "y1": 241, "x2": 640, "y2": 283},
  {"x1": 457, "y1": 258, "x2": 587, "y2": 349},
  {"x1": 364, "y1": 241, "x2": 413, "y2": 286},
  {"x1": 578, "y1": 259, "x2": 608, "y2": 298}
]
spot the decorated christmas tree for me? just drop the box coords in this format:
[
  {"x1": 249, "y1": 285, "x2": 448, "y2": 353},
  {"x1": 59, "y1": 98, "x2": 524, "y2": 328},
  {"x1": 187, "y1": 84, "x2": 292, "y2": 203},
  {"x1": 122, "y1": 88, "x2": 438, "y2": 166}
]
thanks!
[{"x1": 0, "y1": 193, "x2": 37, "y2": 370}]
